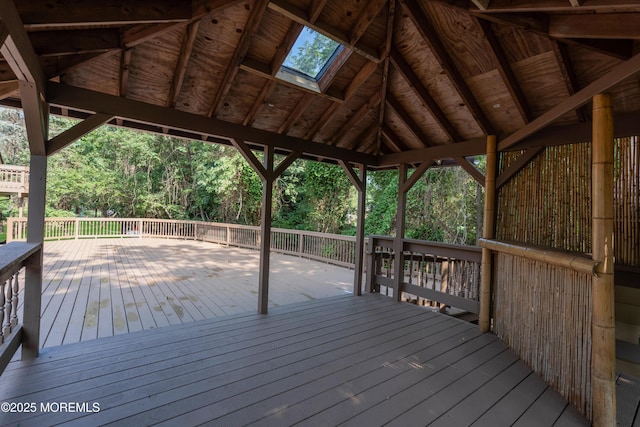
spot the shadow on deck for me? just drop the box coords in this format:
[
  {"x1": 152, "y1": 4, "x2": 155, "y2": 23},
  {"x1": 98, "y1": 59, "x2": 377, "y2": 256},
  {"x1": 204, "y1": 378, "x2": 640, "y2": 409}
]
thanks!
[{"x1": 3, "y1": 293, "x2": 591, "y2": 426}]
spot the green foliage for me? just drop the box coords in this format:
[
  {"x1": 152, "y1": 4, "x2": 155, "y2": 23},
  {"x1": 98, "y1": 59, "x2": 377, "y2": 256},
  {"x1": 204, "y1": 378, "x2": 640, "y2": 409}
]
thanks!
[
  {"x1": 283, "y1": 28, "x2": 340, "y2": 78},
  {"x1": 0, "y1": 107, "x2": 482, "y2": 244}
]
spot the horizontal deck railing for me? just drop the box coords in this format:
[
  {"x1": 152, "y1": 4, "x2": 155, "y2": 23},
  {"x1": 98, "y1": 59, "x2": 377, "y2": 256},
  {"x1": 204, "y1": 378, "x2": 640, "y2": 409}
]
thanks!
[
  {"x1": 366, "y1": 236, "x2": 482, "y2": 313},
  {"x1": 7, "y1": 218, "x2": 357, "y2": 268},
  {"x1": 0, "y1": 242, "x2": 41, "y2": 374}
]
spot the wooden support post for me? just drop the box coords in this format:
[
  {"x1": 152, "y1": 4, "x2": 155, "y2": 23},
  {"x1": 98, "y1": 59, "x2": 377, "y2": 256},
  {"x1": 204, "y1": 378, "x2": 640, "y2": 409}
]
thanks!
[
  {"x1": 591, "y1": 93, "x2": 616, "y2": 426},
  {"x1": 479, "y1": 135, "x2": 497, "y2": 333},
  {"x1": 339, "y1": 161, "x2": 367, "y2": 296},
  {"x1": 394, "y1": 164, "x2": 408, "y2": 302},
  {"x1": 258, "y1": 146, "x2": 274, "y2": 314},
  {"x1": 22, "y1": 155, "x2": 46, "y2": 359}
]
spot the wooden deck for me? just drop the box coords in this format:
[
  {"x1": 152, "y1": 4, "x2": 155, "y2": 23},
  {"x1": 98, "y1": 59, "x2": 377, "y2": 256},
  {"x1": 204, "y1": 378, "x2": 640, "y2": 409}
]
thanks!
[
  {"x1": 20, "y1": 238, "x2": 355, "y2": 348},
  {"x1": 2, "y1": 293, "x2": 590, "y2": 426}
]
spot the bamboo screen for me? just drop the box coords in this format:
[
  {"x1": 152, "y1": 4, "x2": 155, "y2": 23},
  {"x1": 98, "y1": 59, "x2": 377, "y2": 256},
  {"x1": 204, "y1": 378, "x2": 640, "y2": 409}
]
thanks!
[
  {"x1": 497, "y1": 137, "x2": 640, "y2": 266},
  {"x1": 496, "y1": 143, "x2": 592, "y2": 253},
  {"x1": 494, "y1": 253, "x2": 593, "y2": 418}
]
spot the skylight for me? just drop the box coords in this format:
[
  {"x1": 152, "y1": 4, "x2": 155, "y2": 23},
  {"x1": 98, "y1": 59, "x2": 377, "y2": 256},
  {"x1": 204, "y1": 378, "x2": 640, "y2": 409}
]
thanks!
[{"x1": 280, "y1": 27, "x2": 342, "y2": 83}]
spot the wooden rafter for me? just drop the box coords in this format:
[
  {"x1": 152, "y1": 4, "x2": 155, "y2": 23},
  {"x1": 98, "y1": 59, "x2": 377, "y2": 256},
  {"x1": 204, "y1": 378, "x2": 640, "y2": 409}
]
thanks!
[
  {"x1": 268, "y1": 0, "x2": 382, "y2": 63},
  {"x1": 549, "y1": 14, "x2": 640, "y2": 39},
  {"x1": 349, "y1": 0, "x2": 388, "y2": 45},
  {"x1": 499, "y1": 51, "x2": 640, "y2": 151},
  {"x1": 400, "y1": 0, "x2": 495, "y2": 135},
  {"x1": 330, "y1": 91, "x2": 381, "y2": 146},
  {"x1": 28, "y1": 29, "x2": 120, "y2": 57},
  {"x1": 304, "y1": 102, "x2": 340, "y2": 140},
  {"x1": 551, "y1": 41, "x2": 588, "y2": 122},
  {"x1": 381, "y1": 123, "x2": 410, "y2": 152},
  {"x1": 569, "y1": 0, "x2": 582, "y2": 5},
  {"x1": 243, "y1": 80, "x2": 277, "y2": 127},
  {"x1": 317, "y1": 48, "x2": 354, "y2": 92},
  {"x1": 208, "y1": 0, "x2": 270, "y2": 118},
  {"x1": 168, "y1": 21, "x2": 200, "y2": 108},
  {"x1": 379, "y1": 137, "x2": 486, "y2": 166},
  {"x1": 46, "y1": 82, "x2": 377, "y2": 165},
  {"x1": 471, "y1": 0, "x2": 491, "y2": 10},
  {"x1": 342, "y1": 120, "x2": 379, "y2": 151},
  {"x1": 119, "y1": 49, "x2": 132, "y2": 97},
  {"x1": 471, "y1": 0, "x2": 640, "y2": 12},
  {"x1": 476, "y1": 18, "x2": 533, "y2": 123},
  {"x1": 386, "y1": 94, "x2": 431, "y2": 148},
  {"x1": 390, "y1": 47, "x2": 461, "y2": 141},
  {"x1": 376, "y1": 0, "x2": 396, "y2": 155},
  {"x1": 277, "y1": 92, "x2": 313, "y2": 133}
]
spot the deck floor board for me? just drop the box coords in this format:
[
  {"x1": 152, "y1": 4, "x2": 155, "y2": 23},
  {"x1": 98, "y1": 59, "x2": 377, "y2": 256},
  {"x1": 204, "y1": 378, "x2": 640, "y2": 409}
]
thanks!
[{"x1": 2, "y1": 294, "x2": 590, "y2": 426}]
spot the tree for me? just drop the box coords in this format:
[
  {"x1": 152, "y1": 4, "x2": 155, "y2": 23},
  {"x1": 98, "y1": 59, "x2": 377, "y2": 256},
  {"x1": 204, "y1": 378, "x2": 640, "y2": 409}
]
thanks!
[{"x1": 284, "y1": 28, "x2": 340, "y2": 77}]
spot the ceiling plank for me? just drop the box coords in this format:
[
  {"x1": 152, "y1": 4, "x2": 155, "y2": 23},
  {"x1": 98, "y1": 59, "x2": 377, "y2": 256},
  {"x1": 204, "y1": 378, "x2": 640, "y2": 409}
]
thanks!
[
  {"x1": 349, "y1": 0, "x2": 388, "y2": 45},
  {"x1": 46, "y1": 81, "x2": 377, "y2": 165},
  {"x1": 476, "y1": 18, "x2": 533, "y2": 123},
  {"x1": 381, "y1": 123, "x2": 411, "y2": 152},
  {"x1": 168, "y1": 22, "x2": 200, "y2": 108},
  {"x1": 379, "y1": 137, "x2": 486, "y2": 166},
  {"x1": 342, "y1": 119, "x2": 379, "y2": 150},
  {"x1": 386, "y1": 94, "x2": 432, "y2": 148},
  {"x1": 551, "y1": 41, "x2": 588, "y2": 122},
  {"x1": 549, "y1": 13, "x2": 640, "y2": 39},
  {"x1": 401, "y1": 0, "x2": 495, "y2": 135},
  {"x1": 390, "y1": 46, "x2": 461, "y2": 141},
  {"x1": 47, "y1": 113, "x2": 114, "y2": 156},
  {"x1": 304, "y1": 102, "x2": 340, "y2": 139},
  {"x1": 343, "y1": 60, "x2": 378, "y2": 101},
  {"x1": 209, "y1": 0, "x2": 270, "y2": 118},
  {"x1": 268, "y1": 0, "x2": 382, "y2": 63},
  {"x1": 499, "y1": 51, "x2": 640, "y2": 151},
  {"x1": 243, "y1": 80, "x2": 277, "y2": 127}
]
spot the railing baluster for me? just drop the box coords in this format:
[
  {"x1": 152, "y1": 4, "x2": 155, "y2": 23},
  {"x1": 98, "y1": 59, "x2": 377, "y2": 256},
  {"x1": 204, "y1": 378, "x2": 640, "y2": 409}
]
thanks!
[{"x1": 0, "y1": 279, "x2": 5, "y2": 343}]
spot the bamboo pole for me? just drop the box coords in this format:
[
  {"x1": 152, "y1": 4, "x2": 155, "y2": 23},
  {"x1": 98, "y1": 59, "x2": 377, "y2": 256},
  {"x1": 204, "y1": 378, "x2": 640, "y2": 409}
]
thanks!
[
  {"x1": 591, "y1": 93, "x2": 616, "y2": 426},
  {"x1": 479, "y1": 135, "x2": 497, "y2": 332}
]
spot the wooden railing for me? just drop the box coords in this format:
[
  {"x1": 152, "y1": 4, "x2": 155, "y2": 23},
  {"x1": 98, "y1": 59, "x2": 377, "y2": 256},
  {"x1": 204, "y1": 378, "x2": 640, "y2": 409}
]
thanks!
[
  {"x1": 0, "y1": 165, "x2": 29, "y2": 194},
  {"x1": 0, "y1": 242, "x2": 41, "y2": 373},
  {"x1": 7, "y1": 218, "x2": 357, "y2": 268},
  {"x1": 366, "y1": 236, "x2": 482, "y2": 313}
]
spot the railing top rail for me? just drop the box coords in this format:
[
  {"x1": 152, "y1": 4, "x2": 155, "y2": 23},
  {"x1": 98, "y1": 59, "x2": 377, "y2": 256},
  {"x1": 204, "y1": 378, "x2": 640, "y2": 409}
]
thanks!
[
  {"x1": 0, "y1": 165, "x2": 29, "y2": 172},
  {"x1": 0, "y1": 242, "x2": 41, "y2": 283}
]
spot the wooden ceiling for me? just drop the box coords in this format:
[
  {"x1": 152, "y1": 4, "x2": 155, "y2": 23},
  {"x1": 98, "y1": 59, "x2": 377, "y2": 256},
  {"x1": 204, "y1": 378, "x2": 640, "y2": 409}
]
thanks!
[{"x1": 2, "y1": 0, "x2": 640, "y2": 167}]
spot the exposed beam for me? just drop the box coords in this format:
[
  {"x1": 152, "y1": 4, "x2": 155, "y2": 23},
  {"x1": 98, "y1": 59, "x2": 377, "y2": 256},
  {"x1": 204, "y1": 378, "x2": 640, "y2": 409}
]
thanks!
[
  {"x1": 16, "y1": 0, "x2": 191, "y2": 28},
  {"x1": 381, "y1": 123, "x2": 410, "y2": 152},
  {"x1": 28, "y1": 29, "x2": 120, "y2": 57},
  {"x1": 471, "y1": 0, "x2": 492, "y2": 10},
  {"x1": 269, "y1": 23, "x2": 304, "y2": 75},
  {"x1": 243, "y1": 80, "x2": 276, "y2": 127},
  {"x1": 330, "y1": 91, "x2": 381, "y2": 146},
  {"x1": 168, "y1": 22, "x2": 200, "y2": 108},
  {"x1": 499, "y1": 51, "x2": 640, "y2": 151},
  {"x1": 550, "y1": 13, "x2": 640, "y2": 39},
  {"x1": 46, "y1": 113, "x2": 114, "y2": 156},
  {"x1": 349, "y1": 0, "x2": 388, "y2": 45},
  {"x1": 454, "y1": 156, "x2": 485, "y2": 186},
  {"x1": 473, "y1": 12, "x2": 634, "y2": 60},
  {"x1": 402, "y1": 160, "x2": 434, "y2": 193},
  {"x1": 551, "y1": 41, "x2": 588, "y2": 122},
  {"x1": 268, "y1": 0, "x2": 382, "y2": 63},
  {"x1": 386, "y1": 94, "x2": 431, "y2": 148},
  {"x1": 476, "y1": 18, "x2": 533, "y2": 123},
  {"x1": 46, "y1": 82, "x2": 378, "y2": 165},
  {"x1": 304, "y1": 102, "x2": 340, "y2": 140},
  {"x1": 119, "y1": 49, "x2": 132, "y2": 97},
  {"x1": 376, "y1": 0, "x2": 396, "y2": 154},
  {"x1": 471, "y1": 0, "x2": 640, "y2": 12},
  {"x1": 401, "y1": 0, "x2": 495, "y2": 135},
  {"x1": 231, "y1": 138, "x2": 268, "y2": 179},
  {"x1": 0, "y1": 0, "x2": 46, "y2": 91},
  {"x1": 120, "y1": 0, "x2": 243, "y2": 48},
  {"x1": 277, "y1": 92, "x2": 313, "y2": 134},
  {"x1": 209, "y1": 0, "x2": 270, "y2": 118},
  {"x1": 338, "y1": 160, "x2": 365, "y2": 192},
  {"x1": 379, "y1": 138, "x2": 486, "y2": 166},
  {"x1": 317, "y1": 47, "x2": 354, "y2": 93},
  {"x1": 273, "y1": 150, "x2": 301, "y2": 179},
  {"x1": 342, "y1": 60, "x2": 378, "y2": 102},
  {"x1": 495, "y1": 147, "x2": 544, "y2": 189},
  {"x1": 390, "y1": 47, "x2": 461, "y2": 141}
]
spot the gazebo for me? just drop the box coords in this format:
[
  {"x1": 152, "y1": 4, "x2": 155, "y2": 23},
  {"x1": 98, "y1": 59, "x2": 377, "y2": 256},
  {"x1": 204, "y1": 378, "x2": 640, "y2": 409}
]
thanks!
[{"x1": 1, "y1": 0, "x2": 639, "y2": 424}]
